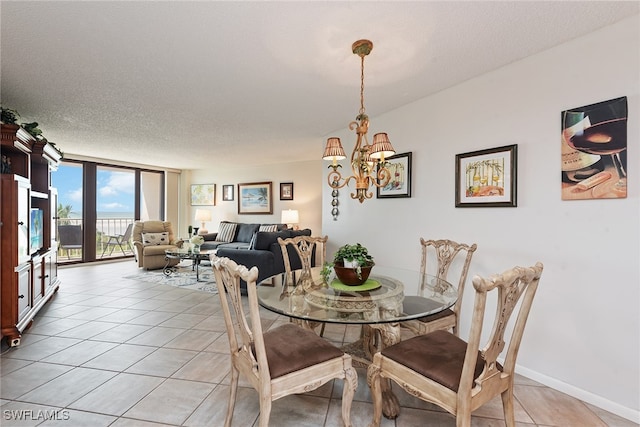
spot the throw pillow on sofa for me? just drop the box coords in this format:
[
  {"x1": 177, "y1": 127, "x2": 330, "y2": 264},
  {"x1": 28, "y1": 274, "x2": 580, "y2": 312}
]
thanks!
[
  {"x1": 253, "y1": 231, "x2": 289, "y2": 251},
  {"x1": 142, "y1": 232, "x2": 169, "y2": 246},
  {"x1": 252, "y1": 229, "x2": 312, "y2": 251},
  {"x1": 248, "y1": 224, "x2": 280, "y2": 249},
  {"x1": 217, "y1": 222, "x2": 238, "y2": 243}
]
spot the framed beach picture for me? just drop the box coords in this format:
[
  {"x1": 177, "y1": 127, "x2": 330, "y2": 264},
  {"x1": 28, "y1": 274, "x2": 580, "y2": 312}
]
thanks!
[
  {"x1": 190, "y1": 184, "x2": 216, "y2": 206},
  {"x1": 377, "y1": 152, "x2": 412, "y2": 199},
  {"x1": 280, "y1": 182, "x2": 294, "y2": 200},
  {"x1": 238, "y1": 181, "x2": 273, "y2": 214},
  {"x1": 222, "y1": 184, "x2": 234, "y2": 201},
  {"x1": 455, "y1": 145, "x2": 517, "y2": 208}
]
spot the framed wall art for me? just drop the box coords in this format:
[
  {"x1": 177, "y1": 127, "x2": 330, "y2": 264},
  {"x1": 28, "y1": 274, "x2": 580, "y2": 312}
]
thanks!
[
  {"x1": 280, "y1": 182, "x2": 294, "y2": 200},
  {"x1": 190, "y1": 184, "x2": 216, "y2": 206},
  {"x1": 376, "y1": 152, "x2": 412, "y2": 199},
  {"x1": 238, "y1": 181, "x2": 273, "y2": 214},
  {"x1": 222, "y1": 184, "x2": 234, "y2": 201},
  {"x1": 455, "y1": 144, "x2": 517, "y2": 208},
  {"x1": 561, "y1": 96, "x2": 627, "y2": 200}
]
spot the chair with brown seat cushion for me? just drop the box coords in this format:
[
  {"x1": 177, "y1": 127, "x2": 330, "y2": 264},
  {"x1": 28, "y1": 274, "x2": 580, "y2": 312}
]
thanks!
[
  {"x1": 403, "y1": 238, "x2": 477, "y2": 337},
  {"x1": 277, "y1": 235, "x2": 328, "y2": 335},
  {"x1": 277, "y1": 235, "x2": 327, "y2": 289},
  {"x1": 210, "y1": 255, "x2": 357, "y2": 427},
  {"x1": 367, "y1": 262, "x2": 543, "y2": 427}
]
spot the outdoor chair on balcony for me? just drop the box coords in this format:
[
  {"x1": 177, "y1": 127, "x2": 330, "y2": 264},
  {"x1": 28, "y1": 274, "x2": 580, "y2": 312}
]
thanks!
[
  {"x1": 58, "y1": 224, "x2": 83, "y2": 259},
  {"x1": 101, "y1": 223, "x2": 134, "y2": 258}
]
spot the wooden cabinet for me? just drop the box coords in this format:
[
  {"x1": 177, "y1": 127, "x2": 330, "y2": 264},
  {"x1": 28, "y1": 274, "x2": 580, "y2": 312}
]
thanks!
[{"x1": 1, "y1": 123, "x2": 61, "y2": 347}]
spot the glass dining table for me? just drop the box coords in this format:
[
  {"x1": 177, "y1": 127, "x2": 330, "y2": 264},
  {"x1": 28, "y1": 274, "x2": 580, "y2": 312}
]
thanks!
[{"x1": 257, "y1": 265, "x2": 457, "y2": 419}]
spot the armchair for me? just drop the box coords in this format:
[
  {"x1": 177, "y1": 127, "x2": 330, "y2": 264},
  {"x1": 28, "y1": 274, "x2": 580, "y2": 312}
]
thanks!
[{"x1": 132, "y1": 220, "x2": 181, "y2": 270}]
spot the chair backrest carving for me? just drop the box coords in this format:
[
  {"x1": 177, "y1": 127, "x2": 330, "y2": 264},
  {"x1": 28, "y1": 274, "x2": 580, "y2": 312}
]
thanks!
[
  {"x1": 420, "y1": 238, "x2": 477, "y2": 330},
  {"x1": 463, "y1": 262, "x2": 543, "y2": 393},
  {"x1": 278, "y1": 235, "x2": 327, "y2": 287}
]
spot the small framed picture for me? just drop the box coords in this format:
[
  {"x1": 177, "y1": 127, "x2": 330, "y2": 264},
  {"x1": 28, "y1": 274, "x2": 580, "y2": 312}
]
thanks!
[
  {"x1": 280, "y1": 182, "x2": 294, "y2": 200},
  {"x1": 238, "y1": 181, "x2": 273, "y2": 214},
  {"x1": 377, "y1": 152, "x2": 412, "y2": 199},
  {"x1": 455, "y1": 144, "x2": 517, "y2": 208},
  {"x1": 190, "y1": 184, "x2": 216, "y2": 206},
  {"x1": 222, "y1": 184, "x2": 234, "y2": 201}
]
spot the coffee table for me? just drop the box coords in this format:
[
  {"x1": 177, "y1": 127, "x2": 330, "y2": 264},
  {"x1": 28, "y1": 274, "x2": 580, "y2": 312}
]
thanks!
[{"x1": 164, "y1": 249, "x2": 215, "y2": 282}]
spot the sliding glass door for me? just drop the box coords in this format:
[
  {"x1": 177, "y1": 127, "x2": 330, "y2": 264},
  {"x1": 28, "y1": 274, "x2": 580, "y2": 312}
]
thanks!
[
  {"x1": 52, "y1": 162, "x2": 84, "y2": 262},
  {"x1": 52, "y1": 160, "x2": 165, "y2": 264},
  {"x1": 96, "y1": 166, "x2": 135, "y2": 259}
]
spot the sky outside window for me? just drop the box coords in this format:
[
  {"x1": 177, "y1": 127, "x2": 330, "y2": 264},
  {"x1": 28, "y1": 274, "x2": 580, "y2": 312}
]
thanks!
[
  {"x1": 53, "y1": 163, "x2": 136, "y2": 218},
  {"x1": 52, "y1": 163, "x2": 83, "y2": 218},
  {"x1": 96, "y1": 166, "x2": 135, "y2": 218}
]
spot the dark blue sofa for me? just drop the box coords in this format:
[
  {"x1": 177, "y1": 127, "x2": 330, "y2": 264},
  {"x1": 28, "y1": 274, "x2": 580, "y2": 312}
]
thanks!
[{"x1": 215, "y1": 227, "x2": 312, "y2": 285}]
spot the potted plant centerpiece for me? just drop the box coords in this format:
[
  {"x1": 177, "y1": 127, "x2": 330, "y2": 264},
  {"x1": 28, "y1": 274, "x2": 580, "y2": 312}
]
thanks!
[{"x1": 333, "y1": 243, "x2": 374, "y2": 285}]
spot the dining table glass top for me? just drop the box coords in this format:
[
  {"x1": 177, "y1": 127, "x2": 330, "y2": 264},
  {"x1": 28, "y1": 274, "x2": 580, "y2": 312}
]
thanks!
[{"x1": 257, "y1": 266, "x2": 457, "y2": 325}]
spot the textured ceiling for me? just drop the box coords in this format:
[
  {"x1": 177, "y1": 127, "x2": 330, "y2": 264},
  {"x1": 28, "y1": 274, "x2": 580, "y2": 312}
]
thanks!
[{"x1": 1, "y1": 1, "x2": 638, "y2": 170}]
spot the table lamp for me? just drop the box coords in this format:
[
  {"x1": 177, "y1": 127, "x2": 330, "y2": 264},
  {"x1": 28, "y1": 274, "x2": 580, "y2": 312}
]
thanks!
[
  {"x1": 281, "y1": 209, "x2": 299, "y2": 230},
  {"x1": 194, "y1": 209, "x2": 212, "y2": 234}
]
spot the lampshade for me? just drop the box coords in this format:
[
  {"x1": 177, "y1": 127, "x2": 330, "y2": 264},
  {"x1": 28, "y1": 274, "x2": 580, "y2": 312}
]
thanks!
[
  {"x1": 281, "y1": 209, "x2": 299, "y2": 228},
  {"x1": 194, "y1": 209, "x2": 212, "y2": 222},
  {"x1": 369, "y1": 133, "x2": 396, "y2": 160},
  {"x1": 194, "y1": 209, "x2": 212, "y2": 235},
  {"x1": 321, "y1": 39, "x2": 399, "y2": 203},
  {"x1": 322, "y1": 137, "x2": 346, "y2": 161}
]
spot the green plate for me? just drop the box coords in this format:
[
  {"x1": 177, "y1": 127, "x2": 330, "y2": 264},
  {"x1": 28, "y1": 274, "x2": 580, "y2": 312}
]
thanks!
[{"x1": 330, "y1": 278, "x2": 381, "y2": 292}]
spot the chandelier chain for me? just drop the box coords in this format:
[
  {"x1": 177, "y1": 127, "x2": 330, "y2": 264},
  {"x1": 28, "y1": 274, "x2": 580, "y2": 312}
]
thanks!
[{"x1": 359, "y1": 55, "x2": 366, "y2": 116}]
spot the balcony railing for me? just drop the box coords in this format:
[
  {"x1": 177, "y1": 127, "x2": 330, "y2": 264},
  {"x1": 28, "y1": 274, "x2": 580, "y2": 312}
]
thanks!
[{"x1": 57, "y1": 217, "x2": 135, "y2": 263}]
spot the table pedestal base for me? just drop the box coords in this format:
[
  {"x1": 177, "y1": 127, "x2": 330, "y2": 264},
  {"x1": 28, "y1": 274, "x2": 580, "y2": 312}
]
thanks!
[{"x1": 335, "y1": 323, "x2": 402, "y2": 419}]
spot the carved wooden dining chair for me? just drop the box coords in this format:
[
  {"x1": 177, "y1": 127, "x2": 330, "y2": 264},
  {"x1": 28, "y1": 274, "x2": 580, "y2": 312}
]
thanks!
[
  {"x1": 277, "y1": 235, "x2": 327, "y2": 287},
  {"x1": 367, "y1": 262, "x2": 543, "y2": 427},
  {"x1": 404, "y1": 238, "x2": 477, "y2": 337},
  {"x1": 277, "y1": 235, "x2": 328, "y2": 335},
  {"x1": 210, "y1": 255, "x2": 357, "y2": 427}
]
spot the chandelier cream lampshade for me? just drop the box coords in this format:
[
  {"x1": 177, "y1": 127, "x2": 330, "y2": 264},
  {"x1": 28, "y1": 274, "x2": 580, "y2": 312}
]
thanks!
[
  {"x1": 194, "y1": 209, "x2": 212, "y2": 234},
  {"x1": 281, "y1": 209, "x2": 299, "y2": 230},
  {"x1": 322, "y1": 39, "x2": 397, "y2": 203}
]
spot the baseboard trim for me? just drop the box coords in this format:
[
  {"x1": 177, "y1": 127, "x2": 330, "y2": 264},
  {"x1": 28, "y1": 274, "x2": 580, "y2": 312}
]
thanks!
[{"x1": 516, "y1": 364, "x2": 639, "y2": 423}]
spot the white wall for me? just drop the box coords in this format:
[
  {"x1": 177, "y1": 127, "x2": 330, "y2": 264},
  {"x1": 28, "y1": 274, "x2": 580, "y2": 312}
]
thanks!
[
  {"x1": 322, "y1": 16, "x2": 639, "y2": 421},
  {"x1": 185, "y1": 160, "x2": 322, "y2": 237}
]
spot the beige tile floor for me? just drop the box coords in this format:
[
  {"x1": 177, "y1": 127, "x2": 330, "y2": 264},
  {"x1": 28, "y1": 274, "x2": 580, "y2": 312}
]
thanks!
[{"x1": 1, "y1": 260, "x2": 637, "y2": 427}]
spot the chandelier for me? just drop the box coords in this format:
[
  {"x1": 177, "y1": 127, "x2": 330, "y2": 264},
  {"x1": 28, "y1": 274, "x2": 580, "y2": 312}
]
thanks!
[{"x1": 322, "y1": 39, "x2": 396, "y2": 203}]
